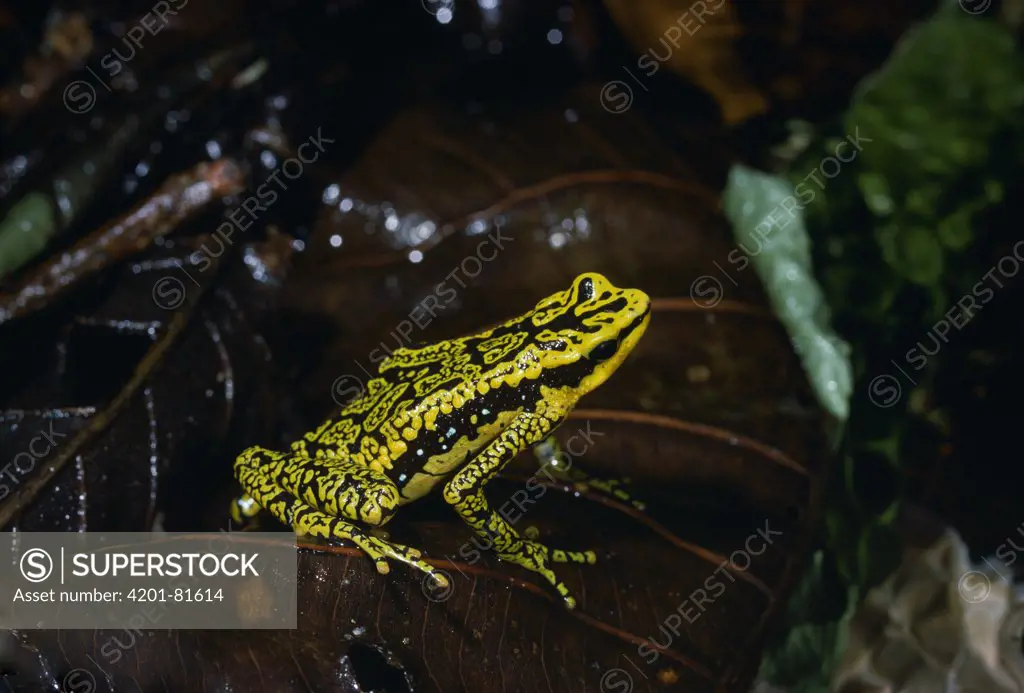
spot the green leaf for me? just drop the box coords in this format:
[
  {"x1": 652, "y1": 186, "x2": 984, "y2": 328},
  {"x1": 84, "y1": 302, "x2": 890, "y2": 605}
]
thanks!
[
  {"x1": 877, "y1": 501, "x2": 900, "y2": 525},
  {"x1": 862, "y1": 436, "x2": 900, "y2": 467},
  {"x1": 730, "y1": 5, "x2": 1024, "y2": 692},
  {"x1": 722, "y1": 165, "x2": 853, "y2": 422},
  {"x1": 904, "y1": 184, "x2": 942, "y2": 218},
  {"x1": 827, "y1": 504, "x2": 862, "y2": 586},
  {"x1": 0, "y1": 192, "x2": 57, "y2": 280},
  {"x1": 935, "y1": 205, "x2": 975, "y2": 251},
  {"x1": 876, "y1": 224, "x2": 944, "y2": 286},
  {"x1": 756, "y1": 552, "x2": 849, "y2": 691},
  {"x1": 857, "y1": 520, "x2": 904, "y2": 589},
  {"x1": 857, "y1": 172, "x2": 895, "y2": 216},
  {"x1": 983, "y1": 179, "x2": 1004, "y2": 204}
]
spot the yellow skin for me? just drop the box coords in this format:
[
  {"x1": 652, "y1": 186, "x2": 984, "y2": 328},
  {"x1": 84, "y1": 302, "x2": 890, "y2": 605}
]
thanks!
[{"x1": 231, "y1": 272, "x2": 650, "y2": 608}]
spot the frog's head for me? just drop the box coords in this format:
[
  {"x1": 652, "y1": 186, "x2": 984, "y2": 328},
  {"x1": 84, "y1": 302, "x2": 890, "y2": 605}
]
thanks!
[{"x1": 527, "y1": 272, "x2": 650, "y2": 398}]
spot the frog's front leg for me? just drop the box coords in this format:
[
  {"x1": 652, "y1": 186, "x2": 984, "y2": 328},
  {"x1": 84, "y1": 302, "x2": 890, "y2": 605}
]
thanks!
[
  {"x1": 234, "y1": 446, "x2": 448, "y2": 586},
  {"x1": 442, "y1": 411, "x2": 596, "y2": 609},
  {"x1": 533, "y1": 436, "x2": 646, "y2": 511}
]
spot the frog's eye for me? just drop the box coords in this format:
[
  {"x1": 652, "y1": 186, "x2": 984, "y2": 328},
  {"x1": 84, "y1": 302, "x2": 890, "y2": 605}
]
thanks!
[
  {"x1": 577, "y1": 277, "x2": 595, "y2": 300},
  {"x1": 589, "y1": 340, "x2": 618, "y2": 363}
]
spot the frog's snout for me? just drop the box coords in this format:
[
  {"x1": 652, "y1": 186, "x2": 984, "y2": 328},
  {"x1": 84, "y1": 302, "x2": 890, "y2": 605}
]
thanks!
[
  {"x1": 617, "y1": 288, "x2": 651, "y2": 336},
  {"x1": 625, "y1": 288, "x2": 651, "y2": 318},
  {"x1": 616, "y1": 287, "x2": 651, "y2": 357}
]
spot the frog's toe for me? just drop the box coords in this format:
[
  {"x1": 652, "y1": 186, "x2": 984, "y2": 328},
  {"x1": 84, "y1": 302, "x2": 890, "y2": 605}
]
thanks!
[
  {"x1": 369, "y1": 538, "x2": 440, "y2": 581},
  {"x1": 425, "y1": 570, "x2": 449, "y2": 589},
  {"x1": 375, "y1": 539, "x2": 422, "y2": 561},
  {"x1": 405, "y1": 556, "x2": 446, "y2": 583},
  {"x1": 374, "y1": 560, "x2": 391, "y2": 575},
  {"x1": 230, "y1": 493, "x2": 259, "y2": 516},
  {"x1": 548, "y1": 575, "x2": 578, "y2": 610},
  {"x1": 551, "y1": 549, "x2": 597, "y2": 564},
  {"x1": 565, "y1": 474, "x2": 647, "y2": 513},
  {"x1": 493, "y1": 542, "x2": 581, "y2": 608}
]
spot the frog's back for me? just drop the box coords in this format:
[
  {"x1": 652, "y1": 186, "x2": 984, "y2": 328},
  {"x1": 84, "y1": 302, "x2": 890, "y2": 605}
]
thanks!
[
  {"x1": 292, "y1": 327, "x2": 505, "y2": 469},
  {"x1": 371, "y1": 324, "x2": 543, "y2": 500},
  {"x1": 375, "y1": 313, "x2": 539, "y2": 398}
]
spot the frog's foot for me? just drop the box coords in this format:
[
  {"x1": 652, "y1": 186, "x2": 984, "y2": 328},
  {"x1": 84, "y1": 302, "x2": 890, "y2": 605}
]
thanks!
[
  {"x1": 229, "y1": 493, "x2": 263, "y2": 530},
  {"x1": 494, "y1": 539, "x2": 581, "y2": 609},
  {"x1": 542, "y1": 464, "x2": 646, "y2": 511},
  {"x1": 235, "y1": 449, "x2": 446, "y2": 587},
  {"x1": 294, "y1": 507, "x2": 447, "y2": 587},
  {"x1": 568, "y1": 475, "x2": 646, "y2": 512},
  {"x1": 533, "y1": 437, "x2": 646, "y2": 511}
]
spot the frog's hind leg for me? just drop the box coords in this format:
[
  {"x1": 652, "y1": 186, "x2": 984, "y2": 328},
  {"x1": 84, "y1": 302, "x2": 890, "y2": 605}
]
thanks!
[
  {"x1": 234, "y1": 446, "x2": 448, "y2": 587},
  {"x1": 533, "y1": 435, "x2": 646, "y2": 511},
  {"x1": 443, "y1": 412, "x2": 595, "y2": 609}
]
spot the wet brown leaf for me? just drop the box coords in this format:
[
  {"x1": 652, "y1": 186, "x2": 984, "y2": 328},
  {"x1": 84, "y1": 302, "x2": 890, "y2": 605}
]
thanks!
[
  {"x1": 0, "y1": 234, "x2": 284, "y2": 532},
  {"x1": 265, "y1": 83, "x2": 824, "y2": 692}
]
